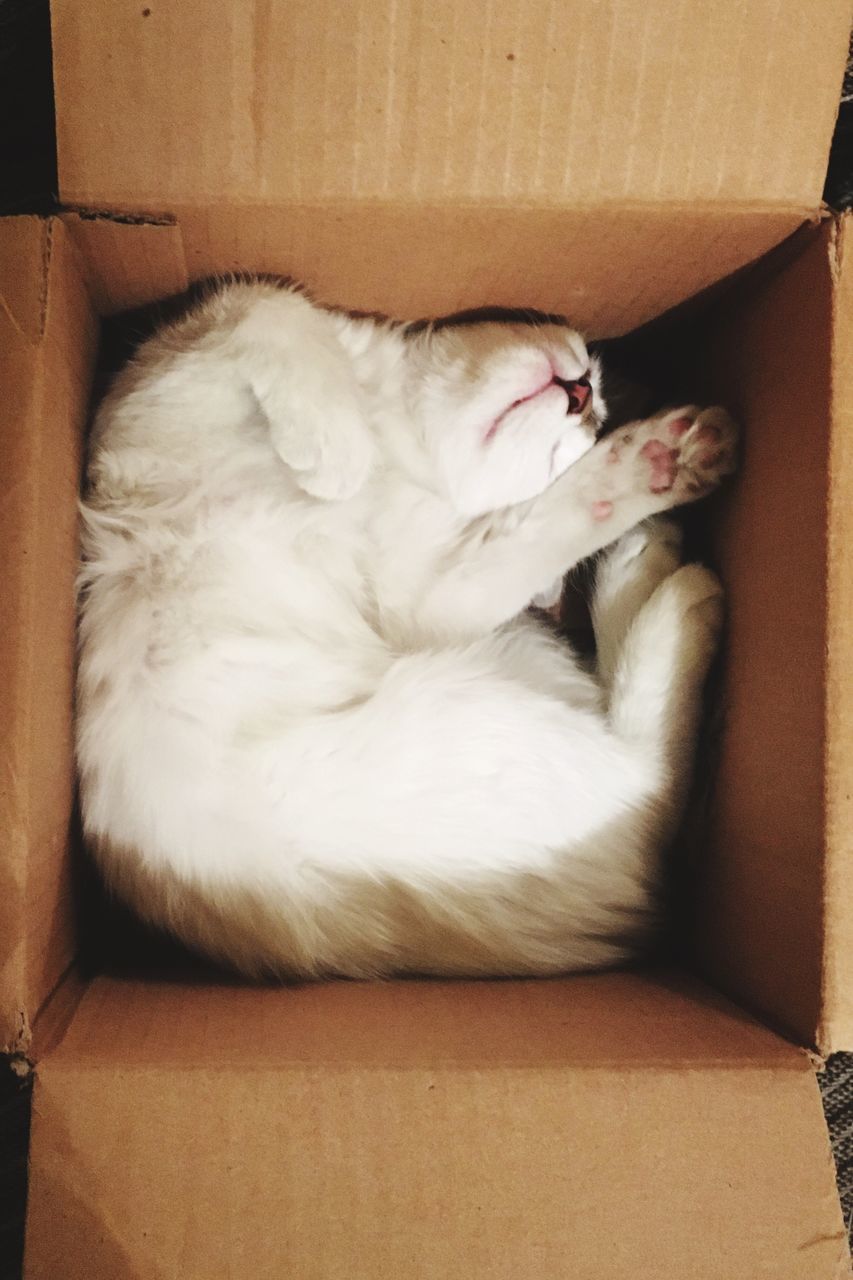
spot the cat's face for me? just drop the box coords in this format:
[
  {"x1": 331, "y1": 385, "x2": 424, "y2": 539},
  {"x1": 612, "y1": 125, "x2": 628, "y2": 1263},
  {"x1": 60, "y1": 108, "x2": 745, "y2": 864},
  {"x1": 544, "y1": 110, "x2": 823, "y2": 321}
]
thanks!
[{"x1": 409, "y1": 320, "x2": 603, "y2": 517}]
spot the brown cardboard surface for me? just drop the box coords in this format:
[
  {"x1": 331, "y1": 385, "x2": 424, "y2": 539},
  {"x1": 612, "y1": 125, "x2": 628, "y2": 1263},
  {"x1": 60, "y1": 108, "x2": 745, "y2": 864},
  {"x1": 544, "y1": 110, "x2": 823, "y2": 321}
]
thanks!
[
  {"x1": 824, "y1": 216, "x2": 853, "y2": 1052},
  {"x1": 0, "y1": 218, "x2": 50, "y2": 340},
  {"x1": 25, "y1": 970, "x2": 849, "y2": 1280},
  {"x1": 51, "y1": 0, "x2": 849, "y2": 212},
  {"x1": 0, "y1": 218, "x2": 97, "y2": 1054},
  {"x1": 61, "y1": 212, "x2": 189, "y2": 315},
  {"x1": 689, "y1": 225, "x2": 831, "y2": 1043},
  {"x1": 62, "y1": 202, "x2": 808, "y2": 338},
  {"x1": 177, "y1": 201, "x2": 808, "y2": 337},
  {"x1": 686, "y1": 220, "x2": 850, "y2": 1052},
  {"x1": 30, "y1": 968, "x2": 806, "y2": 1068}
]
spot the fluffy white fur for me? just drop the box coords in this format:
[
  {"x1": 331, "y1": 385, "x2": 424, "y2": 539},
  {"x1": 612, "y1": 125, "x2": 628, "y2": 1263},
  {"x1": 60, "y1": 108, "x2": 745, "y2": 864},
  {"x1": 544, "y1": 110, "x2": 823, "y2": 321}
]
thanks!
[{"x1": 77, "y1": 282, "x2": 737, "y2": 978}]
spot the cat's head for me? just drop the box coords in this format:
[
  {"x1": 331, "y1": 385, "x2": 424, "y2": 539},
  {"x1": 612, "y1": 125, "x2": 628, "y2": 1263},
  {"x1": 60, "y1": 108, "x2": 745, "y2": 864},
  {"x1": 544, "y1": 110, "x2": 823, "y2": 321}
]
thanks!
[{"x1": 406, "y1": 315, "x2": 604, "y2": 517}]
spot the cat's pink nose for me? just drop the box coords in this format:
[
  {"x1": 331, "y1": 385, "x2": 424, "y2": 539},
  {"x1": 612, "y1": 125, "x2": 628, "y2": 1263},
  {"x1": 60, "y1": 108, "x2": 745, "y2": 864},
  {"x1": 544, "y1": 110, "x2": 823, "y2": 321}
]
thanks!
[
  {"x1": 566, "y1": 378, "x2": 591, "y2": 414},
  {"x1": 556, "y1": 375, "x2": 592, "y2": 415}
]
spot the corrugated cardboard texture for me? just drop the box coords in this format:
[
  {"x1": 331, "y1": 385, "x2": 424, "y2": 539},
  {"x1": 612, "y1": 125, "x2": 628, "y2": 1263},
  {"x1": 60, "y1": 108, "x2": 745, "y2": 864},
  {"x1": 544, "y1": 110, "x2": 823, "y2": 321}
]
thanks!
[
  {"x1": 61, "y1": 212, "x2": 189, "y2": 315},
  {"x1": 58, "y1": 203, "x2": 808, "y2": 338},
  {"x1": 0, "y1": 218, "x2": 97, "y2": 1054},
  {"x1": 0, "y1": 218, "x2": 49, "y2": 341},
  {"x1": 176, "y1": 202, "x2": 808, "y2": 337},
  {"x1": 51, "y1": 0, "x2": 849, "y2": 211},
  {"x1": 824, "y1": 216, "x2": 853, "y2": 1053},
  {"x1": 25, "y1": 972, "x2": 848, "y2": 1280},
  {"x1": 689, "y1": 223, "x2": 834, "y2": 1047}
]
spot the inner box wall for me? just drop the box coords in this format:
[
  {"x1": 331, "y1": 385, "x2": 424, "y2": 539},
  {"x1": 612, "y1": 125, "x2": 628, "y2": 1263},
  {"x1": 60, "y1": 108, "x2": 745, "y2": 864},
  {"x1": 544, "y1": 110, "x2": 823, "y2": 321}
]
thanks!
[{"x1": 62, "y1": 218, "x2": 829, "y2": 1026}]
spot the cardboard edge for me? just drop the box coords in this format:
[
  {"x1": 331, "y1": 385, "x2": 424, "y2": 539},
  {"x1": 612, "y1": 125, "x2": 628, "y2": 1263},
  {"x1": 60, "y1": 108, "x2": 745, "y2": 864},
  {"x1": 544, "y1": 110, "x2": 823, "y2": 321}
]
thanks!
[
  {"x1": 0, "y1": 215, "x2": 99, "y2": 1054},
  {"x1": 63, "y1": 195, "x2": 824, "y2": 218},
  {"x1": 0, "y1": 217, "x2": 52, "y2": 343},
  {"x1": 820, "y1": 210, "x2": 853, "y2": 1055},
  {"x1": 52, "y1": 0, "x2": 850, "y2": 212},
  {"x1": 0, "y1": 216, "x2": 54, "y2": 1056},
  {"x1": 60, "y1": 209, "x2": 189, "y2": 315}
]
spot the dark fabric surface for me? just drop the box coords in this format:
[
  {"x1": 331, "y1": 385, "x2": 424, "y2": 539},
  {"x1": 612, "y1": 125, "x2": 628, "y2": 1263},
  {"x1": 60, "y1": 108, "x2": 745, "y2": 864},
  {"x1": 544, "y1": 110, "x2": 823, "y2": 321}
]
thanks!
[
  {"x1": 822, "y1": 1054, "x2": 853, "y2": 1237},
  {"x1": 0, "y1": 1063, "x2": 30, "y2": 1280},
  {"x1": 0, "y1": 0, "x2": 852, "y2": 1273}
]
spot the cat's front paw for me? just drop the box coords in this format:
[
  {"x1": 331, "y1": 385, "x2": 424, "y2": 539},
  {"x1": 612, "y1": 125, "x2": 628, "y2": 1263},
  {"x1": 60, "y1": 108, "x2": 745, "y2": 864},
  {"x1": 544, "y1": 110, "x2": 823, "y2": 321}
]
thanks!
[{"x1": 632, "y1": 405, "x2": 738, "y2": 503}]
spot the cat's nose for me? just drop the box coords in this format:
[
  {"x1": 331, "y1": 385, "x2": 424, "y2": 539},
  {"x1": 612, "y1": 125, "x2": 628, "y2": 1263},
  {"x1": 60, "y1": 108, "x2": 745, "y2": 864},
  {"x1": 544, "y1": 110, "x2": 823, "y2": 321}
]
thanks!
[{"x1": 555, "y1": 375, "x2": 592, "y2": 415}]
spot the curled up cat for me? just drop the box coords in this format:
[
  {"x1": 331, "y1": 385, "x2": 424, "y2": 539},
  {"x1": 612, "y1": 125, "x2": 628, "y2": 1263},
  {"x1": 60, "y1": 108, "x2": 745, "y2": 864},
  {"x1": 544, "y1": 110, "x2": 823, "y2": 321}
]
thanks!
[{"x1": 77, "y1": 281, "x2": 737, "y2": 978}]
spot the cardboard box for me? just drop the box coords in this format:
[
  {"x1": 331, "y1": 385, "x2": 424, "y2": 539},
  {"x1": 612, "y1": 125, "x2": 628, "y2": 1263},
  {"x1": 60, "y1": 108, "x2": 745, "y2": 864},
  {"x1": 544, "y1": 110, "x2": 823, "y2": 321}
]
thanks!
[{"x1": 2, "y1": 1, "x2": 852, "y2": 1275}]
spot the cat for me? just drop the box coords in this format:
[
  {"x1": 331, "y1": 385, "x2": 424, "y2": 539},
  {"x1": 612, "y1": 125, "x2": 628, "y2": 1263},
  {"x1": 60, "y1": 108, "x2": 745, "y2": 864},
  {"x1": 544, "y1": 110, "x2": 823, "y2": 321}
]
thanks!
[{"x1": 76, "y1": 280, "x2": 737, "y2": 979}]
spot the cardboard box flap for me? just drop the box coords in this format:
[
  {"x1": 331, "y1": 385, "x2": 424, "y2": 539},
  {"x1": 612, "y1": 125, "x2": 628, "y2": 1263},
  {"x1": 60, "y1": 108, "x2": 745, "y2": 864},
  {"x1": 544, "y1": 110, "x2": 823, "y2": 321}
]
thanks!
[
  {"x1": 0, "y1": 218, "x2": 97, "y2": 1055},
  {"x1": 26, "y1": 971, "x2": 849, "y2": 1279},
  {"x1": 823, "y1": 214, "x2": 853, "y2": 1053},
  {"x1": 52, "y1": 0, "x2": 850, "y2": 213},
  {"x1": 0, "y1": 219, "x2": 51, "y2": 342}
]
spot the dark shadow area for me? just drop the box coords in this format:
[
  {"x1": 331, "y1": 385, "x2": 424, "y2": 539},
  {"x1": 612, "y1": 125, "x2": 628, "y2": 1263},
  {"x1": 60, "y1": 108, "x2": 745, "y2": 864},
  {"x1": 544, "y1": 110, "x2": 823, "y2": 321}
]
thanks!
[
  {"x1": 70, "y1": 799, "x2": 236, "y2": 985},
  {"x1": 0, "y1": 1061, "x2": 30, "y2": 1280},
  {"x1": 0, "y1": 0, "x2": 56, "y2": 215}
]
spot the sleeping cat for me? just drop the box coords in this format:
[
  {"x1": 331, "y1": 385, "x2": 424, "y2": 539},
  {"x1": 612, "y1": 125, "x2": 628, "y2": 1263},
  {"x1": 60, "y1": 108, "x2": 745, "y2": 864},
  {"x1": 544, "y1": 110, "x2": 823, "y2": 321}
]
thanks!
[{"x1": 77, "y1": 281, "x2": 737, "y2": 978}]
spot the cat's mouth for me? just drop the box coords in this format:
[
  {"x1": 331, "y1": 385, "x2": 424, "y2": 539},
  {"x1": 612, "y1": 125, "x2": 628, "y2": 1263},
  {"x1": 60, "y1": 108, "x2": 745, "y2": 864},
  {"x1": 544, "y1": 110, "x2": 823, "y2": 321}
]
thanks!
[{"x1": 485, "y1": 372, "x2": 593, "y2": 442}]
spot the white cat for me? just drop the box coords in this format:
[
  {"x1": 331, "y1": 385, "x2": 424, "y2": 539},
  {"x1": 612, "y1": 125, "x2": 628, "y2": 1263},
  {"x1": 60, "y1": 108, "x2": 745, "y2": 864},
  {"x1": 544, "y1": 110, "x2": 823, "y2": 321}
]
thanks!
[{"x1": 77, "y1": 281, "x2": 737, "y2": 978}]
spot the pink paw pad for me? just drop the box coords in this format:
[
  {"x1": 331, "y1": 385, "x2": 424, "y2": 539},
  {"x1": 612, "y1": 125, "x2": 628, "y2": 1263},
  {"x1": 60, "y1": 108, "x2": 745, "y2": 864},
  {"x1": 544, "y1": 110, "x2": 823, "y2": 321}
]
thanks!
[
  {"x1": 591, "y1": 499, "x2": 614, "y2": 521},
  {"x1": 667, "y1": 416, "x2": 693, "y2": 440},
  {"x1": 695, "y1": 423, "x2": 722, "y2": 447},
  {"x1": 640, "y1": 439, "x2": 678, "y2": 494}
]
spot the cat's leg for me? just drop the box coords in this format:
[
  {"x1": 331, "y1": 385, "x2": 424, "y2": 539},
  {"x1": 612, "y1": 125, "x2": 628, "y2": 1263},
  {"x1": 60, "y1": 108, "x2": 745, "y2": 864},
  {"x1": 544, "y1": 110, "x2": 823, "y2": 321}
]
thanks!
[
  {"x1": 193, "y1": 613, "x2": 719, "y2": 979},
  {"x1": 239, "y1": 632, "x2": 663, "y2": 975},
  {"x1": 416, "y1": 405, "x2": 736, "y2": 639},
  {"x1": 591, "y1": 516, "x2": 683, "y2": 693},
  {"x1": 227, "y1": 285, "x2": 377, "y2": 500},
  {"x1": 607, "y1": 561, "x2": 723, "y2": 828}
]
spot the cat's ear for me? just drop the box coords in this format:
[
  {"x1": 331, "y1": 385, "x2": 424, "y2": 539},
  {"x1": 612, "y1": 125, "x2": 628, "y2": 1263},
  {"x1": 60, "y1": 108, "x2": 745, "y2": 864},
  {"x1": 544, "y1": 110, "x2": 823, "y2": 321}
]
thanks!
[
  {"x1": 248, "y1": 350, "x2": 377, "y2": 501},
  {"x1": 269, "y1": 403, "x2": 376, "y2": 502}
]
